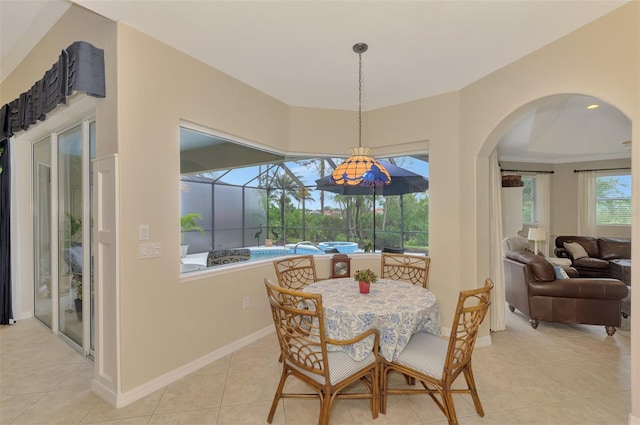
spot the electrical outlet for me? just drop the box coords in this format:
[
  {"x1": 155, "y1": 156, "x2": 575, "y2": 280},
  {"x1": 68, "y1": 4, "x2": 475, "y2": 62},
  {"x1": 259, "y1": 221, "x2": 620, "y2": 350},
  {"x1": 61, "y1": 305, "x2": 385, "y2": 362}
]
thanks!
[{"x1": 243, "y1": 296, "x2": 250, "y2": 309}]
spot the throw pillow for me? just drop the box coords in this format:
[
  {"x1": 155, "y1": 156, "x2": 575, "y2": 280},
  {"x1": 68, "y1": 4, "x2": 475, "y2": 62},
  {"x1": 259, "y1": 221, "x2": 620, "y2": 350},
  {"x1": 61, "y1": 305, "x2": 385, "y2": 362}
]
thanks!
[
  {"x1": 563, "y1": 241, "x2": 589, "y2": 259},
  {"x1": 553, "y1": 265, "x2": 570, "y2": 279}
]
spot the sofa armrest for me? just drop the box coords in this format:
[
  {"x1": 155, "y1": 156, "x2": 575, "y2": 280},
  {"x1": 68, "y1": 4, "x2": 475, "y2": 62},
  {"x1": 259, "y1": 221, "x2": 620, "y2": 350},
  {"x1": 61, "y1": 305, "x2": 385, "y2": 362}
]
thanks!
[
  {"x1": 554, "y1": 248, "x2": 572, "y2": 259},
  {"x1": 563, "y1": 267, "x2": 579, "y2": 278},
  {"x1": 528, "y1": 278, "x2": 628, "y2": 300}
]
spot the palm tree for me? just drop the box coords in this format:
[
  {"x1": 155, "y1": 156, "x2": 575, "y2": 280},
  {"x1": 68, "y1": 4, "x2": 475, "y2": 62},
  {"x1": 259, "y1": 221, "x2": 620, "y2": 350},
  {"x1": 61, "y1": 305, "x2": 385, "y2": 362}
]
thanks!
[
  {"x1": 270, "y1": 172, "x2": 303, "y2": 244},
  {"x1": 296, "y1": 186, "x2": 314, "y2": 209}
]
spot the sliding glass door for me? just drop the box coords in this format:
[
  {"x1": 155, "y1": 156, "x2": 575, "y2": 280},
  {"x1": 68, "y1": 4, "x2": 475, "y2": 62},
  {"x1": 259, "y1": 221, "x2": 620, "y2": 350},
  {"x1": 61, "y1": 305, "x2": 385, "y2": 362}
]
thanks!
[{"x1": 33, "y1": 119, "x2": 95, "y2": 355}]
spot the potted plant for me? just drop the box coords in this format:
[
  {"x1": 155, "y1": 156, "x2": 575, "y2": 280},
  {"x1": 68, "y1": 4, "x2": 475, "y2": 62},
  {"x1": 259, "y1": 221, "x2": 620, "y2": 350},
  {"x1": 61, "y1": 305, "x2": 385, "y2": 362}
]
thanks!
[
  {"x1": 73, "y1": 276, "x2": 83, "y2": 321},
  {"x1": 354, "y1": 268, "x2": 377, "y2": 294},
  {"x1": 180, "y1": 213, "x2": 204, "y2": 257},
  {"x1": 65, "y1": 212, "x2": 82, "y2": 248},
  {"x1": 362, "y1": 240, "x2": 374, "y2": 253}
]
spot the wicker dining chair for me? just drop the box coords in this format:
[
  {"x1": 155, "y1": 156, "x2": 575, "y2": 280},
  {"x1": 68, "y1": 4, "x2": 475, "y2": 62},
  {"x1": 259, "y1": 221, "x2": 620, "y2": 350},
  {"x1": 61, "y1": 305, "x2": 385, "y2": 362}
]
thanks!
[
  {"x1": 273, "y1": 255, "x2": 318, "y2": 290},
  {"x1": 380, "y1": 253, "x2": 431, "y2": 288},
  {"x1": 381, "y1": 278, "x2": 494, "y2": 425},
  {"x1": 264, "y1": 278, "x2": 380, "y2": 425}
]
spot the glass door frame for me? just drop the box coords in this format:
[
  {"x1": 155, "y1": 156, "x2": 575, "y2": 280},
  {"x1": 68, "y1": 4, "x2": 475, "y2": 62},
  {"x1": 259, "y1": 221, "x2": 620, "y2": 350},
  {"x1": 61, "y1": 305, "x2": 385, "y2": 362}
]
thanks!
[{"x1": 33, "y1": 117, "x2": 95, "y2": 357}]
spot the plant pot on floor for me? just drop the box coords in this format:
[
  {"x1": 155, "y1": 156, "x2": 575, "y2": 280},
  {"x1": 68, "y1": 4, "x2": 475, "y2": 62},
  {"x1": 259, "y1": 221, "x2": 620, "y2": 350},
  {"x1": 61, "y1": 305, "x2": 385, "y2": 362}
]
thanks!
[{"x1": 74, "y1": 298, "x2": 83, "y2": 321}]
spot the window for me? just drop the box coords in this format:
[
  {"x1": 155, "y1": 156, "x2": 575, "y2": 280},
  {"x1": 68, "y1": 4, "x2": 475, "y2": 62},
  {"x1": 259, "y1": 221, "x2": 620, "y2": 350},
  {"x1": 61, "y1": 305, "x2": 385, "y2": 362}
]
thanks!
[
  {"x1": 521, "y1": 176, "x2": 536, "y2": 224},
  {"x1": 596, "y1": 173, "x2": 631, "y2": 225},
  {"x1": 179, "y1": 125, "x2": 429, "y2": 271}
]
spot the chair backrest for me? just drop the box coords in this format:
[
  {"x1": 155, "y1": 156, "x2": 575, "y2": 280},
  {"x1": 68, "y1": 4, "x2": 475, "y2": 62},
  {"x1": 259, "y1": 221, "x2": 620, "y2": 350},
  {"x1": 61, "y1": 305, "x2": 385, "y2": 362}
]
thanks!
[
  {"x1": 380, "y1": 253, "x2": 431, "y2": 288},
  {"x1": 264, "y1": 278, "x2": 330, "y2": 381},
  {"x1": 273, "y1": 255, "x2": 318, "y2": 290},
  {"x1": 443, "y1": 279, "x2": 493, "y2": 379}
]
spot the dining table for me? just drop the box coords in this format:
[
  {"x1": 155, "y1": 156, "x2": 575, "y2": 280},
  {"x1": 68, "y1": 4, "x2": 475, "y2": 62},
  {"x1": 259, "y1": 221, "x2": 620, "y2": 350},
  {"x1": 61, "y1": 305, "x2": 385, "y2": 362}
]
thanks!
[{"x1": 302, "y1": 277, "x2": 441, "y2": 361}]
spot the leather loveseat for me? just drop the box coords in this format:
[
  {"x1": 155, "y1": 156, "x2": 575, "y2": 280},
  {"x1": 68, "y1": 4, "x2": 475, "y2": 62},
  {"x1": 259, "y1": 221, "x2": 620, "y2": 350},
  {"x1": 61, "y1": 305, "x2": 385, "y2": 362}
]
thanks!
[
  {"x1": 504, "y1": 250, "x2": 628, "y2": 335},
  {"x1": 554, "y1": 236, "x2": 630, "y2": 278}
]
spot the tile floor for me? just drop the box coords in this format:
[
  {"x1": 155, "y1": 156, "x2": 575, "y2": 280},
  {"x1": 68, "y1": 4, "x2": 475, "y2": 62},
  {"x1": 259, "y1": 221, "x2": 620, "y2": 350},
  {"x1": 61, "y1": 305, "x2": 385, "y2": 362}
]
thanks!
[{"x1": 0, "y1": 311, "x2": 631, "y2": 425}]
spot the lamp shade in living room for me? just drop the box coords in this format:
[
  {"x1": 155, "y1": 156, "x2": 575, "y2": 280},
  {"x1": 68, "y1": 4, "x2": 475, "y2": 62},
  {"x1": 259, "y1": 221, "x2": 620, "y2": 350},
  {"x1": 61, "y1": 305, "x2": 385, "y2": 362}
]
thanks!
[{"x1": 527, "y1": 227, "x2": 546, "y2": 254}]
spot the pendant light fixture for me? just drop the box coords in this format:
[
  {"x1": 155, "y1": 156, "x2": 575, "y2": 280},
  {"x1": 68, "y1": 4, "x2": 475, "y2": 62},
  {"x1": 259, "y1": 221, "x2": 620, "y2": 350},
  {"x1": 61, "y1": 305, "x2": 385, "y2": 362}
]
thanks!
[{"x1": 331, "y1": 43, "x2": 391, "y2": 187}]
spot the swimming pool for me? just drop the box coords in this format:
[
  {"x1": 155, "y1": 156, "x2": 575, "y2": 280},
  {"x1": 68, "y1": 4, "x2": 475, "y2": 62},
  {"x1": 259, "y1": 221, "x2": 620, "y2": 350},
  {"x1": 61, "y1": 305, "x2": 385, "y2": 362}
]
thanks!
[
  {"x1": 317, "y1": 241, "x2": 359, "y2": 254},
  {"x1": 182, "y1": 244, "x2": 353, "y2": 273}
]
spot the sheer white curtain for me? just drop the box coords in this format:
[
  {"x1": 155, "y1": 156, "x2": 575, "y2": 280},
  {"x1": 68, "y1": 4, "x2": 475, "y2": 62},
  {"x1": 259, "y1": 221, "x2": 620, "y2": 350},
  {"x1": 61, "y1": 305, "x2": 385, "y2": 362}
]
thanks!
[
  {"x1": 577, "y1": 171, "x2": 597, "y2": 236},
  {"x1": 489, "y1": 150, "x2": 505, "y2": 331},
  {"x1": 535, "y1": 173, "x2": 551, "y2": 256}
]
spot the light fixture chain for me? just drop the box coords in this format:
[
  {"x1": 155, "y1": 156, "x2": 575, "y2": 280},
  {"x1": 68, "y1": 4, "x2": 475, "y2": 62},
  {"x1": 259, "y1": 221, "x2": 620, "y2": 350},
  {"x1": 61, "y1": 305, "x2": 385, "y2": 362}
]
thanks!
[{"x1": 358, "y1": 49, "x2": 362, "y2": 148}]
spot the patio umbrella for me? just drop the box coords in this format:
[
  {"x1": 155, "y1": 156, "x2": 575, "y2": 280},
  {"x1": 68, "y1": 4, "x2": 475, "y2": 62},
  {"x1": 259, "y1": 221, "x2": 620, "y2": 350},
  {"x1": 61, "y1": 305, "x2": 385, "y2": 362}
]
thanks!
[{"x1": 315, "y1": 161, "x2": 428, "y2": 248}]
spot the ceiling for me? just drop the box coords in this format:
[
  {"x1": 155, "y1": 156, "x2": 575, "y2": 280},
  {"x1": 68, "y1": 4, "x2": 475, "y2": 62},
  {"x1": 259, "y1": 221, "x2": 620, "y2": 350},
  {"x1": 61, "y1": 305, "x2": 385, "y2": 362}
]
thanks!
[{"x1": 0, "y1": 0, "x2": 632, "y2": 164}]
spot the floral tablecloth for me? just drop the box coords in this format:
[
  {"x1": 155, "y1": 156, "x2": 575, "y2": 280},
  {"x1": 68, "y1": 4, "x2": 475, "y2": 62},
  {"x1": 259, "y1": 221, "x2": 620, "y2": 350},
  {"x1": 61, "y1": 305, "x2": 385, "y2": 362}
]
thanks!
[{"x1": 303, "y1": 277, "x2": 441, "y2": 361}]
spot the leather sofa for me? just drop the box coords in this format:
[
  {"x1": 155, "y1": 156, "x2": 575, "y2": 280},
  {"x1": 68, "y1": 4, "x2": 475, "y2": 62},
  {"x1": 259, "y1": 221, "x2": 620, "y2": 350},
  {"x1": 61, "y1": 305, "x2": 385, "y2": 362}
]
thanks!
[
  {"x1": 504, "y1": 250, "x2": 628, "y2": 335},
  {"x1": 554, "y1": 236, "x2": 630, "y2": 278}
]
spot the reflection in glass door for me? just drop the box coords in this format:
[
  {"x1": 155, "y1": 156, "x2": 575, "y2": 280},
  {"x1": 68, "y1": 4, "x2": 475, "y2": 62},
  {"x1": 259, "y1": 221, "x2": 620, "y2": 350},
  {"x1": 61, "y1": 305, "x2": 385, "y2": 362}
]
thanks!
[
  {"x1": 58, "y1": 125, "x2": 83, "y2": 346},
  {"x1": 33, "y1": 138, "x2": 52, "y2": 327}
]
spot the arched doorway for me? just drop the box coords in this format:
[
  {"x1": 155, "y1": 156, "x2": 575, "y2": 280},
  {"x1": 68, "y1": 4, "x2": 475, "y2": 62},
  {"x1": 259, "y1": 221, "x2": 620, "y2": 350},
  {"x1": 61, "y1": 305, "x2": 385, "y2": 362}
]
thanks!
[{"x1": 483, "y1": 93, "x2": 632, "y2": 332}]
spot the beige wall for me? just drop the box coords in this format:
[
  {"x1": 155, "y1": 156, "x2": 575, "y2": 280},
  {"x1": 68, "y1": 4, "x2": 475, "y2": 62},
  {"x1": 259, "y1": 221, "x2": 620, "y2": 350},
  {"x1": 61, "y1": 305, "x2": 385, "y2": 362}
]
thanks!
[
  {"x1": 114, "y1": 24, "x2": 291, "y2": 390},
  {"x1": 4, "y1": 1, "x2": 638, "y2": 413},
  {"x1": 502, "y1": 158, "x2": 633, "y2": 241}
]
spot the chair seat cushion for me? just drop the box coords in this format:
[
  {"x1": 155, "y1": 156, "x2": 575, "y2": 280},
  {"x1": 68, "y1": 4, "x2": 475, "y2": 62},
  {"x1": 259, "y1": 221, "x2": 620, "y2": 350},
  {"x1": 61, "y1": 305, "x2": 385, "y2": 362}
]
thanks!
[
  {"x1": 290, "y1": 350, "x2": 376, "y2": 385},
  {"x1": 392, "y1": 332, "x2": 449, "y2": 379}
]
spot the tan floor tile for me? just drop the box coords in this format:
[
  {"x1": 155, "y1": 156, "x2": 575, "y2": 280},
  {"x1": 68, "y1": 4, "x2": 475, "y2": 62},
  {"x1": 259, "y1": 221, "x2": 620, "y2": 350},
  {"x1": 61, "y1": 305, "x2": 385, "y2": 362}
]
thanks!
[
  {"x1": 148, "y1": 408, "x2": 219, "y2": 424},
  {"x1": 537, "y1": 395, "x2": 629, "y2": 425},
  {"x1": 82, "y1": 389, "x2": 164, "y2": 423},
  {"x1": 0, "y1": 363, "x2": 82, "y2": 395},
  {"x1": 222, "y1": 367, "x2": 280, "y2": 406},
  {"x1": 283, "y1": 398, "x2": 354, "y2": 425},
  {"x1": 9, "y1": 389, "x2": 100, "y2": 425},
  {"x1": 82, "y1": 417, "x2": 152, "y2": 425},
  {"x1": 218, "y1": 401, "x2": 285, "y2": 424},
  {"x1": 154, "y1": 374, "x2": 227, "y2": 414},
  {"x1": 228, "y1": 346, "x2": 281, "y2": 373},
  {"x1": 189, "y1": 355, "x2": 231, "y2": 377},
  {"x1": 0, "y1": 393, "x2": 42, "y2": 425},
  {"x1": 365, "y1": 395, "x2": 422, "y2": 424},
  {"x1": 456, "y1": 406, "x2": 560, "y2": 425}
]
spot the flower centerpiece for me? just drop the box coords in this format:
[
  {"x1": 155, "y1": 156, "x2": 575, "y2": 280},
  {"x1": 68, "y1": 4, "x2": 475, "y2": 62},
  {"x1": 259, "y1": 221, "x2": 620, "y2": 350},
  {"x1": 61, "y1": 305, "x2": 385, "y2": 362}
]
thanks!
[{"x1": 354, "y1": 268, "x2": 377, "y2": 294}]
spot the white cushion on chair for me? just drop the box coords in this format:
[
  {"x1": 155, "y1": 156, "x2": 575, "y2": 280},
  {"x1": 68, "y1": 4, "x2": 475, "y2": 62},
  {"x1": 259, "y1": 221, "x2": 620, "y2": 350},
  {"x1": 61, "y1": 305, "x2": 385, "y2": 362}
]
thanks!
[
  {"x1": 393, "y1": 332, "x2": 448, "y2": 379},
  {"x1": 291, "y1": 351, "x2": 377, "y2": 385}
]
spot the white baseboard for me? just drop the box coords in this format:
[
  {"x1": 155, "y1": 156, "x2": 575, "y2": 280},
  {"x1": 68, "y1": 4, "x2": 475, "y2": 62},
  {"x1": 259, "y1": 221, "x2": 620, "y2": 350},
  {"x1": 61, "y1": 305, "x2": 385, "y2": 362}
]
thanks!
[
  {"x1": 476, "y1": 334, "x2": 492, "y2": 347},
  {"x1": 440, "y1": 326, "x2": 492, "y2": 347},
  {"x1": 100, "y1": 325, "x2": 275, "y2": 408},
  {"x1": 12, "y1": 310, "x2": 33, "y2": 321},
  {"x1": 629, "y1": 412, "x2": 640, "y2": 425},
  {"x1": 91, "y1": 379, "x2": 118, "y2": 407}
]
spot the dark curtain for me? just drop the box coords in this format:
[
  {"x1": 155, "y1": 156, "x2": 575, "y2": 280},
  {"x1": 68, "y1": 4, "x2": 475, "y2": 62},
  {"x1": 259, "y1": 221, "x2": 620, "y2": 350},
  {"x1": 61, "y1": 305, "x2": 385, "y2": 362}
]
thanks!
[
  {"x1": 0, "y1": 139, "x2": 12, "y2": 324},
  {"x1": 0, "y1": 41, "x2": 105, "y2": 325}
]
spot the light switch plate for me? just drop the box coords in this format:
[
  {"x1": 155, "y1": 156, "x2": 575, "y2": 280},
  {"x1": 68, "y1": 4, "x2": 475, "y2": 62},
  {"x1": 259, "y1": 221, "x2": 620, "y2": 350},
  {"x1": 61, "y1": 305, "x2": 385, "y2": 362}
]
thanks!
[
  {"x1": 139, "y1": 242, "x2": 161, "y2": 259},
  {"x1": 139, "y1": 225, "x2": 149, "y2": 240}
]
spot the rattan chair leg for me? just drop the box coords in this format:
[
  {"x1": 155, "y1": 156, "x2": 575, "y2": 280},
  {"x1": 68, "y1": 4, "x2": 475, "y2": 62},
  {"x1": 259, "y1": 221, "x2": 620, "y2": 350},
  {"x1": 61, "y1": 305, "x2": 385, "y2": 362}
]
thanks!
[
  {"x1": 267, "y1": 368, "x2": 289, "y2": 423},
  {"x1": 462, "y1": 364, "x2": 484, "y2": 416}
]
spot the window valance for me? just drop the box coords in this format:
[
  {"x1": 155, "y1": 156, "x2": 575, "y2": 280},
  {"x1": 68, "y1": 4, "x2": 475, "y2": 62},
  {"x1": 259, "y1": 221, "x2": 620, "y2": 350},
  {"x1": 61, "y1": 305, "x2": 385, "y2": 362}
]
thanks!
[{"x1": 0, "y1": 41, "x2": 105, "y2": 142}]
